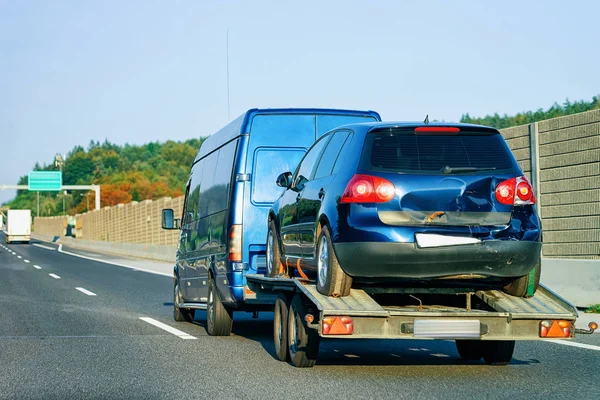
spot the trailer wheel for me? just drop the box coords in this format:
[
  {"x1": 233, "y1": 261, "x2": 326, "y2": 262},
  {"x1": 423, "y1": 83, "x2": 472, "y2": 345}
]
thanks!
[
  {"x1": 207, "y1": 276, "x2": 233, "y2": 336},
  {"x1": 316, "y1": 226, "x2": 352, "y2": 297},
  {"x1": 273, "y1": 294, "x2": 290, "y2": 362},
  {"x1": 455, "y1": 340, "x2": 484, "y2": 361},
  {"x1": 288, "y1": 295, "x2": 320, "y2": 367},
  {"x1": 173, "y1": 280, "x2": 193, "y2": 322},
  {"x1": 503, "y1": 259, "x2": 541, "y2": 298},
  {"x1": 482, "y1": 340, "x2": 515, "y2": 366},
  {"x1": 267, "y1": 221, "x2": 286, "y2": 278}
]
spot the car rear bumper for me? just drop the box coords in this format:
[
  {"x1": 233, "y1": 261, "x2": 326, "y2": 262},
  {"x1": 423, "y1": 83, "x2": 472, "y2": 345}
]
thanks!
[{"x1": 334, "y1": 240, "x2": 541, "y2": 280}]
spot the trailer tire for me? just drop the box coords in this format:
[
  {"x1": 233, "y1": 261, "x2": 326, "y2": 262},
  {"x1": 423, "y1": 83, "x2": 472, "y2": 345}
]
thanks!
[
  {"x1": 207, "y1": 276, "x2": 233, "y2": 336},
  {"x1": 482, "y1": 340, "x2": 515, "y2": 366},
  {"x1": 267, "y1": 221, "x2": 286, "y2": 278},
  {"x1": 503, "y1": 259, "x2": 541, "y2": 298},
  {"x1": 455, "y1": 340, "x2": 484, "y2": 361},
  {"x1": 316, "y1": 226, "x2": 352, "y2": 298},
  {"x1": 173, "y1": 280, "x2": 194, "y2": 322},
  {"x1": 288, "y1": 295, "x2": 320, "y2": 368},
  {"x1": 273, "y1": 294, "x2": 290, "y2": 362}
]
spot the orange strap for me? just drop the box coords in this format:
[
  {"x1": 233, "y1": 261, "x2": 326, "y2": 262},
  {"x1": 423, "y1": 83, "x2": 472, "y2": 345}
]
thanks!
[{"x1": 296, "y1": 258, "x2": 309, "y2": 281}]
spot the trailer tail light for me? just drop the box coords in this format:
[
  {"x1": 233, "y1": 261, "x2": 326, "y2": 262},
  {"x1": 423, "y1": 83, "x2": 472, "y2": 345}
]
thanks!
[
  {"x1": 322, "y1": 316, "x2": 354, "y2": 335},
  {"x1": 495, "y1": 176, "x2": 536, "y2": 206},
  {"x1": 540, "y1": 320, "x2": 572, "y2": 338},
  {"x1": 228, "y1": 224, "x2": 242, "y2": 262},
  {"x1": 340, "y1": 174, "x2": 395, "y2": 204}
]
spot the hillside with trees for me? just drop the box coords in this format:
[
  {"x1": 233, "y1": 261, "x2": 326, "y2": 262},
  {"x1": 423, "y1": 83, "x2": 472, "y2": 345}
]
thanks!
[
  {"x1": 461, "y1": 95, "x2": 600, "y2": 129},
  {"x1": 5, "y1": 138, "x2": 204, "y2": 216}
]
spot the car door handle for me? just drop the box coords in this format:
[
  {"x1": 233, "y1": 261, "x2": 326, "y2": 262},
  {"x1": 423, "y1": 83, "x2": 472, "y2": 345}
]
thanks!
[{"x1": 318, "y1": 189, "x2": 326, "y2": 199}]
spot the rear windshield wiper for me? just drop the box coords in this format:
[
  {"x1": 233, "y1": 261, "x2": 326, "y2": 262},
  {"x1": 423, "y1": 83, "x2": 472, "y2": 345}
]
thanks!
[{"x1": 440, "y1": 166, "x2": 497, "y2": 174}]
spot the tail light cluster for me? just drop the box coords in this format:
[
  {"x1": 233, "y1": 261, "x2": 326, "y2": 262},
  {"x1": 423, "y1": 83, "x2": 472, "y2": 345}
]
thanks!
[
  {"x1": 495, "y1": 176, "x2": 536, "y2": 205},
  {"x1": 540, "y1": 320, "x2": 572, "y2": 338},
  {"x1": 340, "y1": 174, "x2": 395, "y2": 204},
  {"x1": 228, "y1": 224, "x2": 242, "y2": 262},
  {"x1": 322, "y1": 316, "x2": 354, "y2": 335}
]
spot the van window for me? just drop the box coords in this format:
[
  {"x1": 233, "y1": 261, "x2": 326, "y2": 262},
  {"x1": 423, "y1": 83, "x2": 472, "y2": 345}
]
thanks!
[
  {"x1": 187, "y1": 160, "x2": 204, "y2": 222},
  {"x1": 314, "y1": 131, "x2": 350, "y2": 179},
  {"x1": 252, "y1": 148, "x2": 305, "y2": 204},
  {"x1": 316, "y1": 115, "x2": 377, "y2": 137},
  {"x1": 250, "y1": 115, "x2": 316, "y2": 147},
  {"x1": 197, "y1": 152, "x2": 217, "y2": 218},
  {"x1": 209, "y1": 140, "x2": 237, "y2": 214}
]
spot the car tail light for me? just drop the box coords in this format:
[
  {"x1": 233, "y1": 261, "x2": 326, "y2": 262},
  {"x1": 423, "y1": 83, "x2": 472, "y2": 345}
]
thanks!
[
  {"x1": 228, "y1": 224, "x2": 242, "y2": 262},
  {"x1": 414, "y1": 126, "x2": 460, "y2": 134},
  {"x1": 540, "y1": 320, "x2": 572, "y2": 338},
  {"x1": 340, "y1": 174, "x2": 395, "y2": 204},
  {"x1": 322, "y1": 316, "x2": 354, "y2": 335},
  {"x1": 495, "y1": 176, "x2": 536, "y2": 205}
]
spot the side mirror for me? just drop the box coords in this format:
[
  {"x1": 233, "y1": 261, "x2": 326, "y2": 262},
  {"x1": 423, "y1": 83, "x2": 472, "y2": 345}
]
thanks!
[
  {"x1": 276, "y1": 172, "x2": 293, "y2": 188},
  {"x1": 162, "y1": 208, "x2": 180, "y2": 230}
]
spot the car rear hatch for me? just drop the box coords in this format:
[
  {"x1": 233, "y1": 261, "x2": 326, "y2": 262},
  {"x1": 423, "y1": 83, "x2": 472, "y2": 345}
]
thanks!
[{"x1": 358, "y1": 125, "x2": 524, "y2": 234}]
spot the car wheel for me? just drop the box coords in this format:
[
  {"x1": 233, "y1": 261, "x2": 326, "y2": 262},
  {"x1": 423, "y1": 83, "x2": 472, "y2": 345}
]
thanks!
[
  {"x1": 273, "y1": 294, "x2": 290, "y2": 362},
  {"x1": 482, "y1": 341, "x2": 515, "y2": 366},
  {"x1": 455, "y1": 340, "x2": 484, "y2": 361},
  {"x1": 267, "y1": 221, "x2": 286, "y2": 278},
  {"x1": 316, "y1": 226, "x2": 352, "y2": 297},
  {"x1": 288, "y1": 295, "x2": 319, "y2": 368},
  {"x1": 173, "y1": 280, "x2": 193, "y2": 322},
  {"x1": 503, "y1": 259, "x2": 541, "y2": 298},
  {"x1": 207, "y1": 276, "x2": 233, "y2": 336}
]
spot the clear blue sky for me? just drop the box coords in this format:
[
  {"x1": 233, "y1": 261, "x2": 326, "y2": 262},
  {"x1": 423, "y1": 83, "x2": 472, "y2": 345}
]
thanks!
[{"x1": 1, "y1": 0, "x2": 599, "y2": 204}]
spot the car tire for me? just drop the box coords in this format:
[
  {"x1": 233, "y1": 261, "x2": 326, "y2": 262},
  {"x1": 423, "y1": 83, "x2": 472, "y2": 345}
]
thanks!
[
  {"x1": 455, "y1": 340, "x2": 484, "y2": 361},
  {"x1": 173, "y1": 280, "x2": 193, "y2": 322},
  {"x1": 267, "y1": 221, "x2": 286, "y2": 278},
  {"x1": 316, "y1": 226, "x2": 352, "y2": 297},
  {"x1": 482, "y1": 340, "x2": 515, "y2": 366},
  {"x1": 503, "y1": 259, "x2": 541, "y2": 298},
  {"x1": 288, "y1": 295, "x2": 319, "y2": 368},
  {"x1": 273, "y1": 294, "x2": 290, "y2": 362},
  {"x1": 207, "y1": 276, "x2": 233, "y2": 336}
]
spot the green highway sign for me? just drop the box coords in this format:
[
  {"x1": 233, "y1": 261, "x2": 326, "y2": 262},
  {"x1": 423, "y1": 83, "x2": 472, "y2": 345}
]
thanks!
[{"x1": 28, "y1": 171, "x2": 62, "y2": 191}]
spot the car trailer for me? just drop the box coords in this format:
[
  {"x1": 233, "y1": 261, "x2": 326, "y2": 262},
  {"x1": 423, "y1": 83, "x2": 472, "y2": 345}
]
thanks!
[{"x1": 245, "y1": 275, "x2": 598, "y2": 368}]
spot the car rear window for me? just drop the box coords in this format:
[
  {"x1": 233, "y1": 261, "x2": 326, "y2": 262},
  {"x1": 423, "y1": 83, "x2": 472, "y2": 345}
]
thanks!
[{"x1": 361, "y1": 131, "x2": 519, "y2": 173}]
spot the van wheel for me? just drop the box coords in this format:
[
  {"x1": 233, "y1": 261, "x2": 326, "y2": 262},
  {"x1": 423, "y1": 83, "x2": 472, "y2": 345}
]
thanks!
[
  {"x1": 288, "y1": 295, "x2": 320, "y2": 367},
  {"x1": 503, "y1": 259, "x2": 541, "y2": 298},
  {"x1": 455, "y1": 340, "x2": 484, "y2": 361},
  {"x1": 482, "y1": 341, "x2": 515, "y2": 366},
  {"x1": 173, "y1": 280, "x2": 193, "y2": 322},
  {"x1": 273, "y1": 294, "x2": 290, "y2": 361},
  {"x1": 267, "y1": 221, "x2": 286, "y2": 278},
  {"x1": 207, "y1": 276, "x2": 233, "y2": 336},
  {"x1": 316, "y1": 226, "x2": 352, "y2": 297}
]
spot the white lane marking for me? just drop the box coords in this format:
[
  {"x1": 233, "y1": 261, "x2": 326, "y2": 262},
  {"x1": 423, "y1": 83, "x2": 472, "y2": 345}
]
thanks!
[
  {"x1": 75, "y1": 287, "x2": 97, "y2": 296},
  {"x1": 17, "y1": 255, "x2": 22, "y2": 259},
  {"x1": 48, "y1": 273, "x2": 61, "y2": 279},
  {"x1": 33, "y1": 243, "x2": 56, "y2": 251},
  {"x1": 33, "y1": 265, "x2": 42, "y2": 270},
  {"x1": 545, "y1": 339, "x2": 600, "y2": 351},
  {"x1": 56, "y1": 244, "x2": 171, "y2": 278},
  {"x1": 139, "y1": 317, "x2": 197, "y2": 340},
  {"x1": 24, "y1": 259, "x2": 30, "y2": 263}
]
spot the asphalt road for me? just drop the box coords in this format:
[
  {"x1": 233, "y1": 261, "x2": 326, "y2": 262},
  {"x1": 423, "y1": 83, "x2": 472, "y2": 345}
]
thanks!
[{"x1": 1, "y1": 233, "x2": 599, "y2": 400}]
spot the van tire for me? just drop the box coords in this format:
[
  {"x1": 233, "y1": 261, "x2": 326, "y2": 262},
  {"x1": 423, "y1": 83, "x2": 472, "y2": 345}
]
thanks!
[
  {"x1": 173, "y1": 280, "x2": 193, "y2": 322},
  {"x1": 207, "y1": 276, "x2": 233, "y2": 336},
  {"x1": 316, "y1": 226, "x2": 352, "y2": 298},
  {"x1": 267, "y1": 221, "x2": 286, "y2": 278},
  {"x1": 273, "y1": 294, "x2": 290, "y2": 362},
  {"x1": 503, "y1": 259, "x2": 541, "y2": 298},
  {"x1": 288, "y1": 295, "x2": 319, "y2": 367},
  {"x1": 482, "y1": 340, "x2": 515, "y2": 366},
  {"x1": 455, "y1": 340, "x2": 484, "y2": 361}
]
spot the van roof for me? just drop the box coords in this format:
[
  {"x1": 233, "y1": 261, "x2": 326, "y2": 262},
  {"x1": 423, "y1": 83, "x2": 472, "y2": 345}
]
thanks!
[{"x1": 193, "y1": 108, "x2": 381, "y2": 163}]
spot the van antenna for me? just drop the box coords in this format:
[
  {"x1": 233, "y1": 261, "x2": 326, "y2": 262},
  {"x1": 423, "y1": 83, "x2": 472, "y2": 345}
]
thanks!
[
  {"x1": 424, "y1": 114, "x2": 429, "y2": 125},
  {"x1": 226, "y1": 28, "x2": 231, "y2": 121}
]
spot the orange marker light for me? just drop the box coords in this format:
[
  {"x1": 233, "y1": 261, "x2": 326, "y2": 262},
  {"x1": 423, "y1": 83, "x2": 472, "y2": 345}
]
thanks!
[
  {"x1": 322, "y1": 316, "x2": 354, "y2": 335},
  {"x1": 540, "y1": 320, "x2": 572, "y2": 338}
]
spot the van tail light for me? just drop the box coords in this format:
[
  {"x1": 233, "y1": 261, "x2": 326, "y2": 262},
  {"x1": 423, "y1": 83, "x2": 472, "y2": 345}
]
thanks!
[
  {"x1": 495, "y1": 176, "x2": 536, "y2": 205},
  {"x1": 228, "y1": 224, "x2": 242, "y2": 262},
  {"x1": 340, "y1": 174, "x2": 395, "y2": 204},
  {"x1": 322, "y1": 316, "x2": 354, "y2": 335},
  {"x1": 540, "y1": 320, "x2": 572, "y2": 338}
]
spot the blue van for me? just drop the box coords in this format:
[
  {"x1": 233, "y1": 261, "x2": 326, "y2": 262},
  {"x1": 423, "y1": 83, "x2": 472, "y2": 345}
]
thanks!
[{"x1": 162, "y1": 108, "x2": 381, "y2": 335}]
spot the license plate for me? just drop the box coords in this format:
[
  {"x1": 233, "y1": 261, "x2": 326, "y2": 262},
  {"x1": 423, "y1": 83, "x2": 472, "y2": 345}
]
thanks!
[
  {"x1": 413, "y1": 320, "x2": 481, "y2": 339},
  {"x1": 415, "y1": 233, "x2": 481, "y2": 248}
]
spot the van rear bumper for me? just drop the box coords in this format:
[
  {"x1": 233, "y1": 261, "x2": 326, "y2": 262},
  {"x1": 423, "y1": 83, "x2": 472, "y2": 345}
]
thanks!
[{"x1": 334, "y1": 240, "x2": 541, "y2": 280}]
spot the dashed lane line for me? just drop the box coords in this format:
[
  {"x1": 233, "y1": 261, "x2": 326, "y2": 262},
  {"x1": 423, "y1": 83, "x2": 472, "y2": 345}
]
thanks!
[
  {"x1": 139, "y1": 317, "x2": 197, "y2": 340},
  {"x1": 48, "y1": 273, "x2": 61, "y2": 279},
  {"x1": 75, "y1": 287, "x2": 97, "y2": 296},
  {"x1": 33, "y1": 265, "x2": 42, "y2": 270},
  {"x1": 23, "y1": 259, "x2": 30, "y2": 263}
]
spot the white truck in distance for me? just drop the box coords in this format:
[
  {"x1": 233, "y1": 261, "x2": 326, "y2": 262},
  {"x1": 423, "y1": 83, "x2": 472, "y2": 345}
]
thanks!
[{"x1": 5, "y1": 210, "x2": 32, "y2": 244}]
